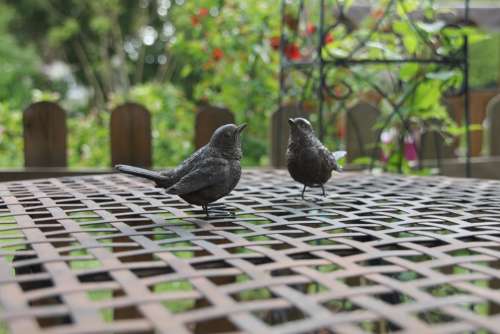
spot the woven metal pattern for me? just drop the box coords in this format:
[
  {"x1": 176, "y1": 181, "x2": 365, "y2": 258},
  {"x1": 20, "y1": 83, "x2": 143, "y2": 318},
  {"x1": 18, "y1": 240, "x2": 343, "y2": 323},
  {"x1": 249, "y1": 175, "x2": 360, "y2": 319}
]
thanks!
[{"x1": 1, "y1": 170, "x2": 499, "y2": 334}]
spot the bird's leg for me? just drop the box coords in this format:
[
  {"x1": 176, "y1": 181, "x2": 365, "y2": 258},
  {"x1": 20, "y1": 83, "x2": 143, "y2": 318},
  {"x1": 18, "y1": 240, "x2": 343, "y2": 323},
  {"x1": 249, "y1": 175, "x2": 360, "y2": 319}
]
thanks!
[
  {"x1": 321, "y1": 184, "x2": 327, "y2": 197},
  {"x1": 202, "y1": 205, "x2": 209, "y2": 217},
  {"x1": 301, "y1": 185, "x2": 307, "y2": 200}
]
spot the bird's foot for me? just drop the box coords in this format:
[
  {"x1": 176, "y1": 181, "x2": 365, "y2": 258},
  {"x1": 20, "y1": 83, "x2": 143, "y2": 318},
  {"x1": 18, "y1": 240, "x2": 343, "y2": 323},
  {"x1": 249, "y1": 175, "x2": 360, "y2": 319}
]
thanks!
[
  {"x1": 321, "y1": 185, "x2": 327, "y2": 197},
  {"x1": 296, "y1": 185, "x2": 328, "y2": 203},
  {"x1": 299, "y1": 185, "x2": 307, "y2": 200},
  {"x1": 202, "y1": 204, "x2": 236, "y2": 218}
]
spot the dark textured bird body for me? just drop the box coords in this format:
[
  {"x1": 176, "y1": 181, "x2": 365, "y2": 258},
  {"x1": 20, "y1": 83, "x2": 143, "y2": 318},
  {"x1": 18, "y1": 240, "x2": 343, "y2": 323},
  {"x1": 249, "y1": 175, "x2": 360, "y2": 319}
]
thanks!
[
  {"x1": 286, "y1": 118, "x2": 345, "y2": 198},
  {"x1": 115, "y1": 123, "x2": 246, "y2": 216},
  {"x1": 167, "y1": 157, "x2": 242, "y2": 206}
]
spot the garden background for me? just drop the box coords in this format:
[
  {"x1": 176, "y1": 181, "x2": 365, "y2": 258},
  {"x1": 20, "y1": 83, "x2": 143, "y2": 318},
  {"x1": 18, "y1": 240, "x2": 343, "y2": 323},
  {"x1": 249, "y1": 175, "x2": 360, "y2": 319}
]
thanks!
[{"x1": 0, "y1": 0, "x2": 498, "y2": 168}]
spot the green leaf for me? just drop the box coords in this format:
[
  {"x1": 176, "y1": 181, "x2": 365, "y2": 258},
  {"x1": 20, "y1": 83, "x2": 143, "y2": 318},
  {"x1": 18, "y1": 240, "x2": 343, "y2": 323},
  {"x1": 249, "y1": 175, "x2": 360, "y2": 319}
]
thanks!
[
  {"x1": 48, "y1": 18, "x2": 80, "y2": 46},
  {"x1": 403, "y1": 35, "x2": 417, "y2": 54},
  {"x1": 461, "y1": 27, "x2": 489, "y2": 44},
  {"x1": 90, "y1": 16, "x2": 112, "y2": 34},
  {"x1": 324, "y1": 46, "x2": 348, "y2": 58},
  {"x1": 425, "y1": 70, "x2": 457, "y2": 81},
  {"x1": 413, "y1": 81, "x2": 440, "y2": 110},
  {"x1": 417, "y1": 21, "x2": 446, "y2": 33},
  {"x1": 393, "y1": 21, "x2": 410, "y2": 35},
  {"x1": 180, "y1": 64, "x2": 192, "y2": 78},
  {"x1": 400, "y1": 63, "x2": 419, "y2": 81},
  {"x1": 396, "y1": 0, "x2": 419, "y2": 17}
]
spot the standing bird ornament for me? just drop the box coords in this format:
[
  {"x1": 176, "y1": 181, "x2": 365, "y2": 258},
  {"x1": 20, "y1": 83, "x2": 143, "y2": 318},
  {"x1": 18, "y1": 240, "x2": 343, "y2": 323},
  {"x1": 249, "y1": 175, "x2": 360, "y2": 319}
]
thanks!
[
  {"x1": 115, "y1": 123, "x2": 246, "y2": 217},
  {"x1": 287, "y1": 118, "x2": 346, "y2": 200}
]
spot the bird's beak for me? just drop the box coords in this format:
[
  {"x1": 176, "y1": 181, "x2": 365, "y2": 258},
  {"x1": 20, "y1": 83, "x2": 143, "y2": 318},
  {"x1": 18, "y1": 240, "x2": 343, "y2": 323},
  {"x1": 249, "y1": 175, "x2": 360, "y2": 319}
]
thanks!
[
  {"x1": 288, "y1": 118, "x2": 296, "y2": 127},
  {"x1": 237, "y1": 123, "x2": 247, "y2": 133}
]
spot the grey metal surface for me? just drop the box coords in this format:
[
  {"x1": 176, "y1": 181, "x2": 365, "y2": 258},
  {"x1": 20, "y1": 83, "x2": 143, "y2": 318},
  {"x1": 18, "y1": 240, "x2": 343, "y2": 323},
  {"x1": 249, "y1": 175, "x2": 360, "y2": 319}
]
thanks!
[{"x1": 0, "y1": 170, "x2": 499, "y2": 333}]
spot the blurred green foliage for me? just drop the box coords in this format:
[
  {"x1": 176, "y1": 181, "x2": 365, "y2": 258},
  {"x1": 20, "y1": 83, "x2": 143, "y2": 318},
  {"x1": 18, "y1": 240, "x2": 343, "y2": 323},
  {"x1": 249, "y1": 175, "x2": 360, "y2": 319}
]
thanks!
[
  {"x1": 470, "y1": 32, "x2": 500, "y2": 88},
  {"x1": 0, "y1": 4, "x2": 39, "y2": 167},
  {"x1": 0, "y1": 0, "x2": 497, "y2": 169},
  {"x1": 0, "y1": 4, "x2": 40, "y2": 107},
  {"x1": 0, "y1": 0, "x2": 280, "y2": 167},
  {"x1": 279, "y1": 0, "x2": 492, "y2": 172},
  {"x1": 0, "y1": 102, "x2": 23, "y2": 168}
]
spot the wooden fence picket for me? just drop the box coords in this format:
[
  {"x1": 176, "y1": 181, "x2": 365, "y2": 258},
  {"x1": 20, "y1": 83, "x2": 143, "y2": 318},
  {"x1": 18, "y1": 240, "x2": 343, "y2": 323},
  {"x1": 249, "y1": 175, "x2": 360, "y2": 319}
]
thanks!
[
  {"x1": 195, "y1": 105, "x2": 235, "y2": 149},
  {"x1": 23, "y1": 101, "x2": 67, "y2": 167},
  {"x1": 345, "y1": 102, "x2": 380, "y2": 163},
  {"x1": 110, "y1": 102, "x2": 152, "y2": 167}
]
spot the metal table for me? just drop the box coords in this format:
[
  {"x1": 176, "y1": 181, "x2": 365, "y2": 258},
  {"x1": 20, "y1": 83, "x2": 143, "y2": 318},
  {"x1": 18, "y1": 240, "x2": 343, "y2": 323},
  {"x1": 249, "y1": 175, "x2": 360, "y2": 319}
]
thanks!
[{"x1": 1, "y1": 170, "x2": 499, "y2": 334}]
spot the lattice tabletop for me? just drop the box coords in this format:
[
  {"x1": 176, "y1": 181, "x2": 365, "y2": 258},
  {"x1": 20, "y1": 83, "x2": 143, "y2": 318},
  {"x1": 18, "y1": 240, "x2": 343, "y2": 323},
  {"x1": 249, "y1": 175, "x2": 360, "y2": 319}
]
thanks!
[{"x1": 1, "y1": 170, "x2": 500, "y2": 334}]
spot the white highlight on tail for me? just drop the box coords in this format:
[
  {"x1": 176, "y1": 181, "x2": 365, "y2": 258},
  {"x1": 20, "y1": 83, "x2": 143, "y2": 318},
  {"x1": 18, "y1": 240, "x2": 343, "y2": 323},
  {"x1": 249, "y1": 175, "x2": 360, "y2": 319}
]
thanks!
[{"x1": 333, "y1": 151, "x2": 347, "y2": 160}]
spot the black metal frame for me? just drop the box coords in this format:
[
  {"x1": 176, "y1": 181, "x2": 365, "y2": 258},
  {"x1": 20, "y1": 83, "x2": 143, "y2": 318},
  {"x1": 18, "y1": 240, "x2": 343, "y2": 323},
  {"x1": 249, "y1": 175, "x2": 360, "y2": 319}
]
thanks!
[{"x1": 279, "y1": 0, "x2": 472, "y2": 176}]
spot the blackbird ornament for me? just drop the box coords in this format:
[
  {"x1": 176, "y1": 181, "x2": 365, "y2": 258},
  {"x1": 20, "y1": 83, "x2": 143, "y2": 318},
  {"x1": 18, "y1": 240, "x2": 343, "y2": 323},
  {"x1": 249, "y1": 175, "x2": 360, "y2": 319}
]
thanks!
[
  {"x1": 116, "y1": 123, "x2": 246, "y2": 216},
  {"x1": 287, "y1": 118, "x2": 346, "y2": 199}
]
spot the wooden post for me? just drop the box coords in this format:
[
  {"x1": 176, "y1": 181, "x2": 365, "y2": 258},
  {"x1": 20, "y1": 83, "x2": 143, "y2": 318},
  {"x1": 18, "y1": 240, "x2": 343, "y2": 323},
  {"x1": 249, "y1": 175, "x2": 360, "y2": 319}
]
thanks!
[
  {"x1": 110, "y1": 103, "x2": 152, "y2": 167},
  {"x1": 446, "y1": 90, "x2": 498, "y2": 156},
  {"x1": 420, "y1": 126, "x2": 456, "y2": 161},
  {"x1": 195, "y1": 105, "x2": 234, "y2": 149},
  {"x1": 345, "y1": 102, "x2": 380, "y2": 163},
  {"x1": 486, "y1": 94, "x2": 500, "y2": 156},
  {"x1": 23, "y1": 101, "x2": 67, "y2": 167}
]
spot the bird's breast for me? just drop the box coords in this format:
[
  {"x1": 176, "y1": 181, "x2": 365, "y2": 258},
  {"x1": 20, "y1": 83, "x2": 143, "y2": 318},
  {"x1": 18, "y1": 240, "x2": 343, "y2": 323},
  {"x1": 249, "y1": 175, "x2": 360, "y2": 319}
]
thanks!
[{"x1": 287, "y1": 147, "x2": 332, "y2": 186}]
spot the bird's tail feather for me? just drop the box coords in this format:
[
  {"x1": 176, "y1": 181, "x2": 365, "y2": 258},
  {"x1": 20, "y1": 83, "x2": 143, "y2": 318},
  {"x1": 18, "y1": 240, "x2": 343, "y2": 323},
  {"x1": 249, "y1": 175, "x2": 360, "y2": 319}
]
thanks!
[
  {"x1": 332, "y1": 150, "x2": 347, "y2": 172},
  {"x1": 333, "y1": 150, "x2": 347, "y2": 160},
  {"x1": 115, "y1": 164, "x2": 169, "y2": 186}
]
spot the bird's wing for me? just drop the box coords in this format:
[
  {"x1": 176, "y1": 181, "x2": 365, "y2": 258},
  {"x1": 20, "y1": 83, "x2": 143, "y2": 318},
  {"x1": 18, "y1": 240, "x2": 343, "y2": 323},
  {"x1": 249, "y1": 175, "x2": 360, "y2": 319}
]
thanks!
[
  {"x1": 315, "y1": 145, "x2": 335, "y2": 167},
  {"x1": 316, "y1": 145, "x2": 346, "y2": 172},
  {"x1": 166, "y1": 159, "x2": 226, "y2": 195},
  {"x1": 161, "y1": 145, "x2": 207, "y2": 179}
]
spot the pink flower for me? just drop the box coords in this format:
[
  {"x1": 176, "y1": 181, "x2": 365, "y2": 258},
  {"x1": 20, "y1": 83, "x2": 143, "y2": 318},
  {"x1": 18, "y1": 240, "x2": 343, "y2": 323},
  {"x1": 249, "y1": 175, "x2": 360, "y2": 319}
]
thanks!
[{"x1": 404, "y1": 137, "x2": 418, "y2": 161}]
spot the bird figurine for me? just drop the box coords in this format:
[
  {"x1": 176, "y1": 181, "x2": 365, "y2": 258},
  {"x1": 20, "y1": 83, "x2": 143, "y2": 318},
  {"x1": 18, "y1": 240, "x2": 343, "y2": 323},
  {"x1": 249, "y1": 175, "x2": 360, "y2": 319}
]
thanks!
[
  {"x1": 115, "y1": 123, "x2": 246, "y2": 217},
  {"x1": 287, "y1": 118, "x2": 346, "y2": 199}
]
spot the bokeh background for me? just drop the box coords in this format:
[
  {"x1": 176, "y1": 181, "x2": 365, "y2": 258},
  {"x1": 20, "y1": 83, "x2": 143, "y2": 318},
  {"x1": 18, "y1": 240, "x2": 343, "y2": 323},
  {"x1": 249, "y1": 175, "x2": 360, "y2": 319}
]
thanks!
[{"x1": 0, "y1": 0, "x2": 498, "y2": 168}]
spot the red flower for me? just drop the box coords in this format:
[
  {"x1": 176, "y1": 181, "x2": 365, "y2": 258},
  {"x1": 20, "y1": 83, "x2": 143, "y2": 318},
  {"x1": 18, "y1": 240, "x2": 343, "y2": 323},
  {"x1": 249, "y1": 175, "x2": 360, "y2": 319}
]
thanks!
[
  {"x1": 212, "y1": 48, "x2": 224, "y2": 61},
  {"x1": 191, "y1": 15, "x2": 200, "y2": 26},
  {"x1": 270, "y1": 36, "x2": 281, "y2": 50},
  {"x1": 306, "y1": 23, "x2": 316, "y2": 35},
  {"x1": 324, "y1": 33, "x2": 334, "y2": 44},
  {"x1": 198, "y1": 7, "x2": 209, "y2": 17},
  {"x1": 285, "y1": 43, "x2": 301, "y2": 61}
]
